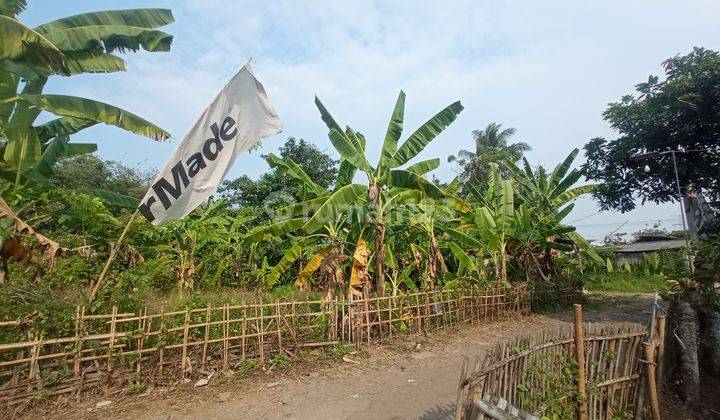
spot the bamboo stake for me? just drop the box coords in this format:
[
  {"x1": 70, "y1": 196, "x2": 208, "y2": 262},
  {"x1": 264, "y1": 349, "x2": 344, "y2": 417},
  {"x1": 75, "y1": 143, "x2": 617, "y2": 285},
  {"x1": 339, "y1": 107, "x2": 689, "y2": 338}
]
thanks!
[
  {"x1": 259, "y1": 303, "x2": 265, "y2": 362},
  {"x1": 136, "y1": 307, "x2": 146, "y2": 373},
  {"x1": 454, "y1": 356, "x2": 469, "y2": 420},
  {"x1": 241, "y1": 301, "x2": 247, "y2": 362},
  {"x1": 158, "y1": 303, "x2": 165, "y2": 376},
  {"x1": 223, "y1": 303, "x2": 229, "y2": 369},
  {"x1": 181, "y1": 307, "x2": 189, "y2": 376},
  {"x1": 202, "y1": 303, "x2": 211, "y2": 371},
  {"x1": 655, "y1": 314, "x2": 666, "y2": 392},
  {"x1": 276, "y1": 302, "x2": 283, "y2": 352},
  {"x1": 574, "y1": 304, "x2": 589, "y2": 420},
  {"x1": 642, "y1": 341, "x2": 660, "y2": 420},
  {"x1": 90, "y1": 211, "x2": 139, "y2": 301},
  {"x1": 73, "y1": 306, "x2": 81, "y2": 376},
  {"x1": 107, "y1": 306, "x2": 117, "y2": 372}
]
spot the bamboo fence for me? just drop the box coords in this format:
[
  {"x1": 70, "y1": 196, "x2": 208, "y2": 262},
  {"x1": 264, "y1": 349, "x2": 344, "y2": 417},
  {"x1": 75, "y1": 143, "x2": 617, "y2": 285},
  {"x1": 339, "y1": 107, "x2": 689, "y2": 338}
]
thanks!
[
  {"x1": 456, "y1": 305, "x2": 665, "y2": 420},
  {"x1": 0, "y1": 284, "x2": 528, "y2": 405}
]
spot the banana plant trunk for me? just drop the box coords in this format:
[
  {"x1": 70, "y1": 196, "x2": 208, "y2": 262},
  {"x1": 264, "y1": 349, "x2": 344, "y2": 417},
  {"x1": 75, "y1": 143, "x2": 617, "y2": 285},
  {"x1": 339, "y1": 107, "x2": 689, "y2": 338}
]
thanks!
[{"x1": 375, "y1": 224, "x2": 386, "y2": 295}]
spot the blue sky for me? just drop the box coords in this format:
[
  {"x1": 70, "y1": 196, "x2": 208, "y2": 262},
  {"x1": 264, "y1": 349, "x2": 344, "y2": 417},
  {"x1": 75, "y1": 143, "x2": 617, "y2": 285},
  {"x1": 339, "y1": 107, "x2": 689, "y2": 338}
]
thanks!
[{"x1": 22, "y1": 1, "x2": 720, "y2": 240}]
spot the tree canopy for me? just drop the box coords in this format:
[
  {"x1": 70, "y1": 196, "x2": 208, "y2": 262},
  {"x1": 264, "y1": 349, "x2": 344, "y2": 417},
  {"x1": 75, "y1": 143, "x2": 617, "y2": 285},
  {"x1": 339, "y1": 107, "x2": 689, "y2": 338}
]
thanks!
[
  {"x1": 583, "y1": 47, "x2": 720, "y2": 213},
  {"x1": 448, "y1": 122, "x2": 531, "y2": 190}
]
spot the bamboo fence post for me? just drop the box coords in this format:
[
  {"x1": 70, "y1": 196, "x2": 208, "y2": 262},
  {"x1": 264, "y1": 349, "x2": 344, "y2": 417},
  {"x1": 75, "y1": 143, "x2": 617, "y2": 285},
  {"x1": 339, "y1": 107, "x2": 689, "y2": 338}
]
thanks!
[
  {"x1": 454, "y1": 356, "x2": 469, "y2": 420},
  {"x1": 574, "y1": 304, "x2": 589, "y2": 420},
  {"x1": 388, "y1": 295, "x2": 394, "y2": 339},
  {"x1": 107, "y1": 306, "x2": 117, "y2": 372},
  {"x1": 241, "y1": 300, "x2": 247, "y2": 362},
  {"x1": 158, "y1": 303, "x2": 166, "y2": 376},
  {"x1": 223, "y1": 303, "x2": 229, "y2": 369},
  {"x1": 181, "y1": 307, "x2": 190, "y2": 376},
  {"x1": 424, "y1": 292, "x2": 431, "y2": 330},
  {"x1": 642, "y1": 341, "x2": 660, "y2": 420},
  {"x1": 363, "y1": 297, "x2": 371, "y2": 344},
  {"x1": 414, "y1": 294, "x2": 421, "y2": 332},
  {"x1": 259, "y1": 303, "x2": 265, "y2": 362},
  {"x1": 28, "y1": 333, "x2": 42, "y2": 380},
  {"x1": 202, "y1": 303, "x2": 211, "y2": 371},
  {"x1": 655, "y1": 314, "x2": 666, "y2": 392},
  {"x1": 136, "y1": 307, "x2": 146, "y2": 374},
  {"x1": 73, "y1": 306, "x2": 81, "y2": 376},
  {"x1": 275, "y1": 301, "x2": 282, "y2": 353}
]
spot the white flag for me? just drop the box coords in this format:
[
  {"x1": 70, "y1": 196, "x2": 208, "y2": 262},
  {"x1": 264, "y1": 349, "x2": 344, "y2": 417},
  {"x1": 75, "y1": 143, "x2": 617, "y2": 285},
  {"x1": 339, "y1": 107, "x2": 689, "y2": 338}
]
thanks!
[{"x1": 138, "y1": 62, "x2": 282, "y2": 224}]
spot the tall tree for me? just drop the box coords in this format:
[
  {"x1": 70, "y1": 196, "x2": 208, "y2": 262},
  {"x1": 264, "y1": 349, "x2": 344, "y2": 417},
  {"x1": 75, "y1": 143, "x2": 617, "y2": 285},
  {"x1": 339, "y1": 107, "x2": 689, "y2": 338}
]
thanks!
[
  {"x1": 218, "y1": 137, "x2": 339, "y2": 208},
  {"x1": 448, "y1": 122, "x2": 531, "y2": 187},
  {"x1": 583, "y1": 47, "x2": 720, "y2": 213}
]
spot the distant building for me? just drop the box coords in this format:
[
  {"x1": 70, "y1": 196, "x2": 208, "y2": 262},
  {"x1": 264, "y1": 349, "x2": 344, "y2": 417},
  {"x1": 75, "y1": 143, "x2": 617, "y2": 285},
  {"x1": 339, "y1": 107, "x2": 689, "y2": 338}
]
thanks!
[{"x1": 597, "y1": 235, "x2": 686, "y2": 265}]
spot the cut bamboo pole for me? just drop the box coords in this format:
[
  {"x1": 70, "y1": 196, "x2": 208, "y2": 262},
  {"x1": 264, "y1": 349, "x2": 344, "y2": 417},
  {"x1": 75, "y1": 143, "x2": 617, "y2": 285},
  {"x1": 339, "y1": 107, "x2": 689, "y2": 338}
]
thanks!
[
  {"x1": 223, "y1": 303, "x2": 229, "y2": 369},
  {"x1": 655, "y1": 314, "x2": 666, "y2": 392},
  {"x1": 107, "y1": 306, "x2": 117, "y2": 372},
  {"x1": 642, "y1": 341, "x2": 660, "y2": 420},
  {"x1": 574, "y1": 304, "x2": 589, "y2": 420},
  {"x1": 181, "y1": 307, "x2": 189, "y2": 375},
  {"x1": 158, "y1": 303, "x2": 165, "y2": 376},
  {"x1": 455, "y1": 356, "x2": 469, "y2": 420},
  {"x1": 202, "y1": 303, "x2": 211, "y2": 371}
]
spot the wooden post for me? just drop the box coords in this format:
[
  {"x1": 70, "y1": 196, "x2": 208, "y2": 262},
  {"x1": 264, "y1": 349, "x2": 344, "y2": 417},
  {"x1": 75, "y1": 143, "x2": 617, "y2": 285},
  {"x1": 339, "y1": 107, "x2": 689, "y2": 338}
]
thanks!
[
  {"x1": 259, "y1": 303, "x2": 265, "y2": 362},
  {"x1": 107, "y1": 306, "x2": 117, "y2": 372},
  {"x1": 642, "y1": 341, "x2": 661, "y2": 420},
  {"x1": 73, "y1": 306, "x2": 81, "y2": 376},
  {"x1": 158, "y1": 303, "x2": 165, "y2": 376},
  {"x1": 454, "y1": 356, "x2": 469, "y2": 420},
  {"x1": 181, "y1": 307, "x2": 190, "y2": 376},
  {"x1": 574, "y1": 304, "x2": 589, "y2": 420},
  {"x1": 223, "y1": 303, "x2": 229, "y2": 369},
  {"x1": 202, "y1": 303, "x2": 211, "y2": 371},
  {"x1": 655, "y1": 314, "x2": 666, "y2": 392},
  {"x1": 136, "y1": 307, "x2": 146, "y2": 373},
  {"x1": 241, "y1": 301, "x2": 247, "y2": 362},
  {"x1": 275, "y1": 302, "x2": 283, "y2": 352}
]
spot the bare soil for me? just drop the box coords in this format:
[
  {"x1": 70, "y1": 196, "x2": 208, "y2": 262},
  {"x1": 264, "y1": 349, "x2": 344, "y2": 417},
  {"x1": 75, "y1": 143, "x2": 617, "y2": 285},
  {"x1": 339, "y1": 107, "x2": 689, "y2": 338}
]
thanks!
[{"x1": 19, "y1": 293, "x2": 659, "y2": 420}]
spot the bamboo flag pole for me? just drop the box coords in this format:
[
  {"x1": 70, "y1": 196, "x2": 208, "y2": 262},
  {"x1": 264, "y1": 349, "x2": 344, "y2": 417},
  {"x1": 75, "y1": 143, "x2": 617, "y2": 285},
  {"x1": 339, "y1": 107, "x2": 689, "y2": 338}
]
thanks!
[{"x1": 90, "y1": 211, "x2": 139, "y2": 301}]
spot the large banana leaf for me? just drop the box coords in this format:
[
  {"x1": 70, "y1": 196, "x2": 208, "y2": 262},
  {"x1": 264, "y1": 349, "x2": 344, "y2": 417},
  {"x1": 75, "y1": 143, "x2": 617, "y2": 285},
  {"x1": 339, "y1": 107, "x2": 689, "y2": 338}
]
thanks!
[
  {"x1": 498, "y1": 180, "x2": 514, "y2": 231},
  {"x1": 445, "y1": 176, "x2": 461, "y2": 196},
  {"x1": 0, "y1": 1, "x2": 27, "y2": 17},
  {"x1": 276, "y1": 196, "x2": 328, "y2": 219},
  {"x1": 314, "y1": 96, "x2": 344, "y2": 135},
  {"x1": 64, "y1": 51, "x2": 125, "y2": 74},
  {"x1": 245, "y1": 218, "x2": 305, "y2": 243},
  {"x1": 386, "y1": 169, "x2": 445, "y2": 201},
  {"x1": 446, "y1": 241, "x2": 477, "y2": 271},
  {"x1": 77, "y1": 188, "x2": 139, "y2": 208},
  {"x1": 303, "y1": 183, "x2": 366, "y2": 233},
  {"x1": 405, "y1": 158, "x2": 440, "y2": 175},
  {"x1": 0, "y1": 15, "x2": 66, "y2": 73},
  {"x1": 43, "y1": 25, "x2": 172, "y2": 53},
  {"x1": 566, "y1": 231, "x2": 603, "y2": 263},
  {"x1": 390, "y1": 101, "x2": 463, "y2": 167},
  {"x1": 35, "y1": 116, "x2": 97, "y2": 143},
  {"x1": 266, "y1": 153, "x2": 326, "y2": 197},
  {"x1": 377, "y1": 90, "x2": 405, "y2": 175},
  {"x1": 0, "y1": 69, "x2": 18, "y2": 127},
  {"x1": 35, "y1": 9, "x2": 174, "y2": 33},
  {"x1": 334, "y1": 159, "x2": 357, "y2": 189},
  {"x1": 444, "y1": 227, "x2": 484, "y2": 249},
  {"x1": 548, "y1": 148, "x2": 579, "y2": 190},
  {"x1": 266, "y1": 241, "x2": 304, "y2": 287},
  {"x1": 552, "y1": 184, "x2": 597, "y2": 205},
  {"x1": 3, "y1": 124, "x2": 40, "y2": 175},
  {"x1": 295, "y1": 245, "x2": 333, "y2": 288},
  {"x1": 27, "y1": 135, "x2": 97, "y2": 181},
  {"x1": 20, "y1": 94, "x2": 171, "y2": 140},
  {"x1": 328, "y1": 128, "x2": 371, "y2": 174}
]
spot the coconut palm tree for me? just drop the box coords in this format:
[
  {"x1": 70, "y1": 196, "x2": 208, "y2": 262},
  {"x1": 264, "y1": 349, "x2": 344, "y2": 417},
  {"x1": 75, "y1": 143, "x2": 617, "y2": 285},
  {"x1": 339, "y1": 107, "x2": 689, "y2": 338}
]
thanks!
[{"x1": 448, "y1": 122, "x2": 531, "y2": 187}]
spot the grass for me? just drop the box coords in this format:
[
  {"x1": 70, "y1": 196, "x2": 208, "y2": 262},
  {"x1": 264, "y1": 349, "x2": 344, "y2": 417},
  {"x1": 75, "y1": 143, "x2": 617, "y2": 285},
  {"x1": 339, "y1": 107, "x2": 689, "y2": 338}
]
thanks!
[{"x1": 582, "y1": 273, "x2": 669, "y2": 293}]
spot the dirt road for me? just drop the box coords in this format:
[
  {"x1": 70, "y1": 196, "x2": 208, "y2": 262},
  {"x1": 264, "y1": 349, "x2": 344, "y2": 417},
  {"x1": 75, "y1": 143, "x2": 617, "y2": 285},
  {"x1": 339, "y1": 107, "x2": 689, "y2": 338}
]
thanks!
[{"x1": 34, "y1": 294, "x2": 655, "y2": 420}]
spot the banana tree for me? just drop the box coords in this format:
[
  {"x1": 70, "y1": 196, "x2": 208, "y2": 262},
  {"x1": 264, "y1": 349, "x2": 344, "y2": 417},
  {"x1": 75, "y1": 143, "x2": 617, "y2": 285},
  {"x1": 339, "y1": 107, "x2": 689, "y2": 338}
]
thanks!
[
  {"x1": 443, "y1": 168, "x2": 515, "y2": 284},
  {"x1": 0, "y1": 5, "x2": 174, "y2": 189},
  {"x1": 504, "y1": 148, "x2": 602, "y2": 268},
  {"x1": 310, "y1": 91, "x2": 463, "y2": 294}
]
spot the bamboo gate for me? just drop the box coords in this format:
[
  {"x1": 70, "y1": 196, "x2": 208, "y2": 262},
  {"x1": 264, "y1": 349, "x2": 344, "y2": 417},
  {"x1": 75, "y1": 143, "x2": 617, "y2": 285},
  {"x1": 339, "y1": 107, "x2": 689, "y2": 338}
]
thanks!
[
  {"x1": 0, "y1": 284, "x2": 528, "y2": 405},
  {"x1": 456, "y1": 304, "x2": 667, "y2": 420}
]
